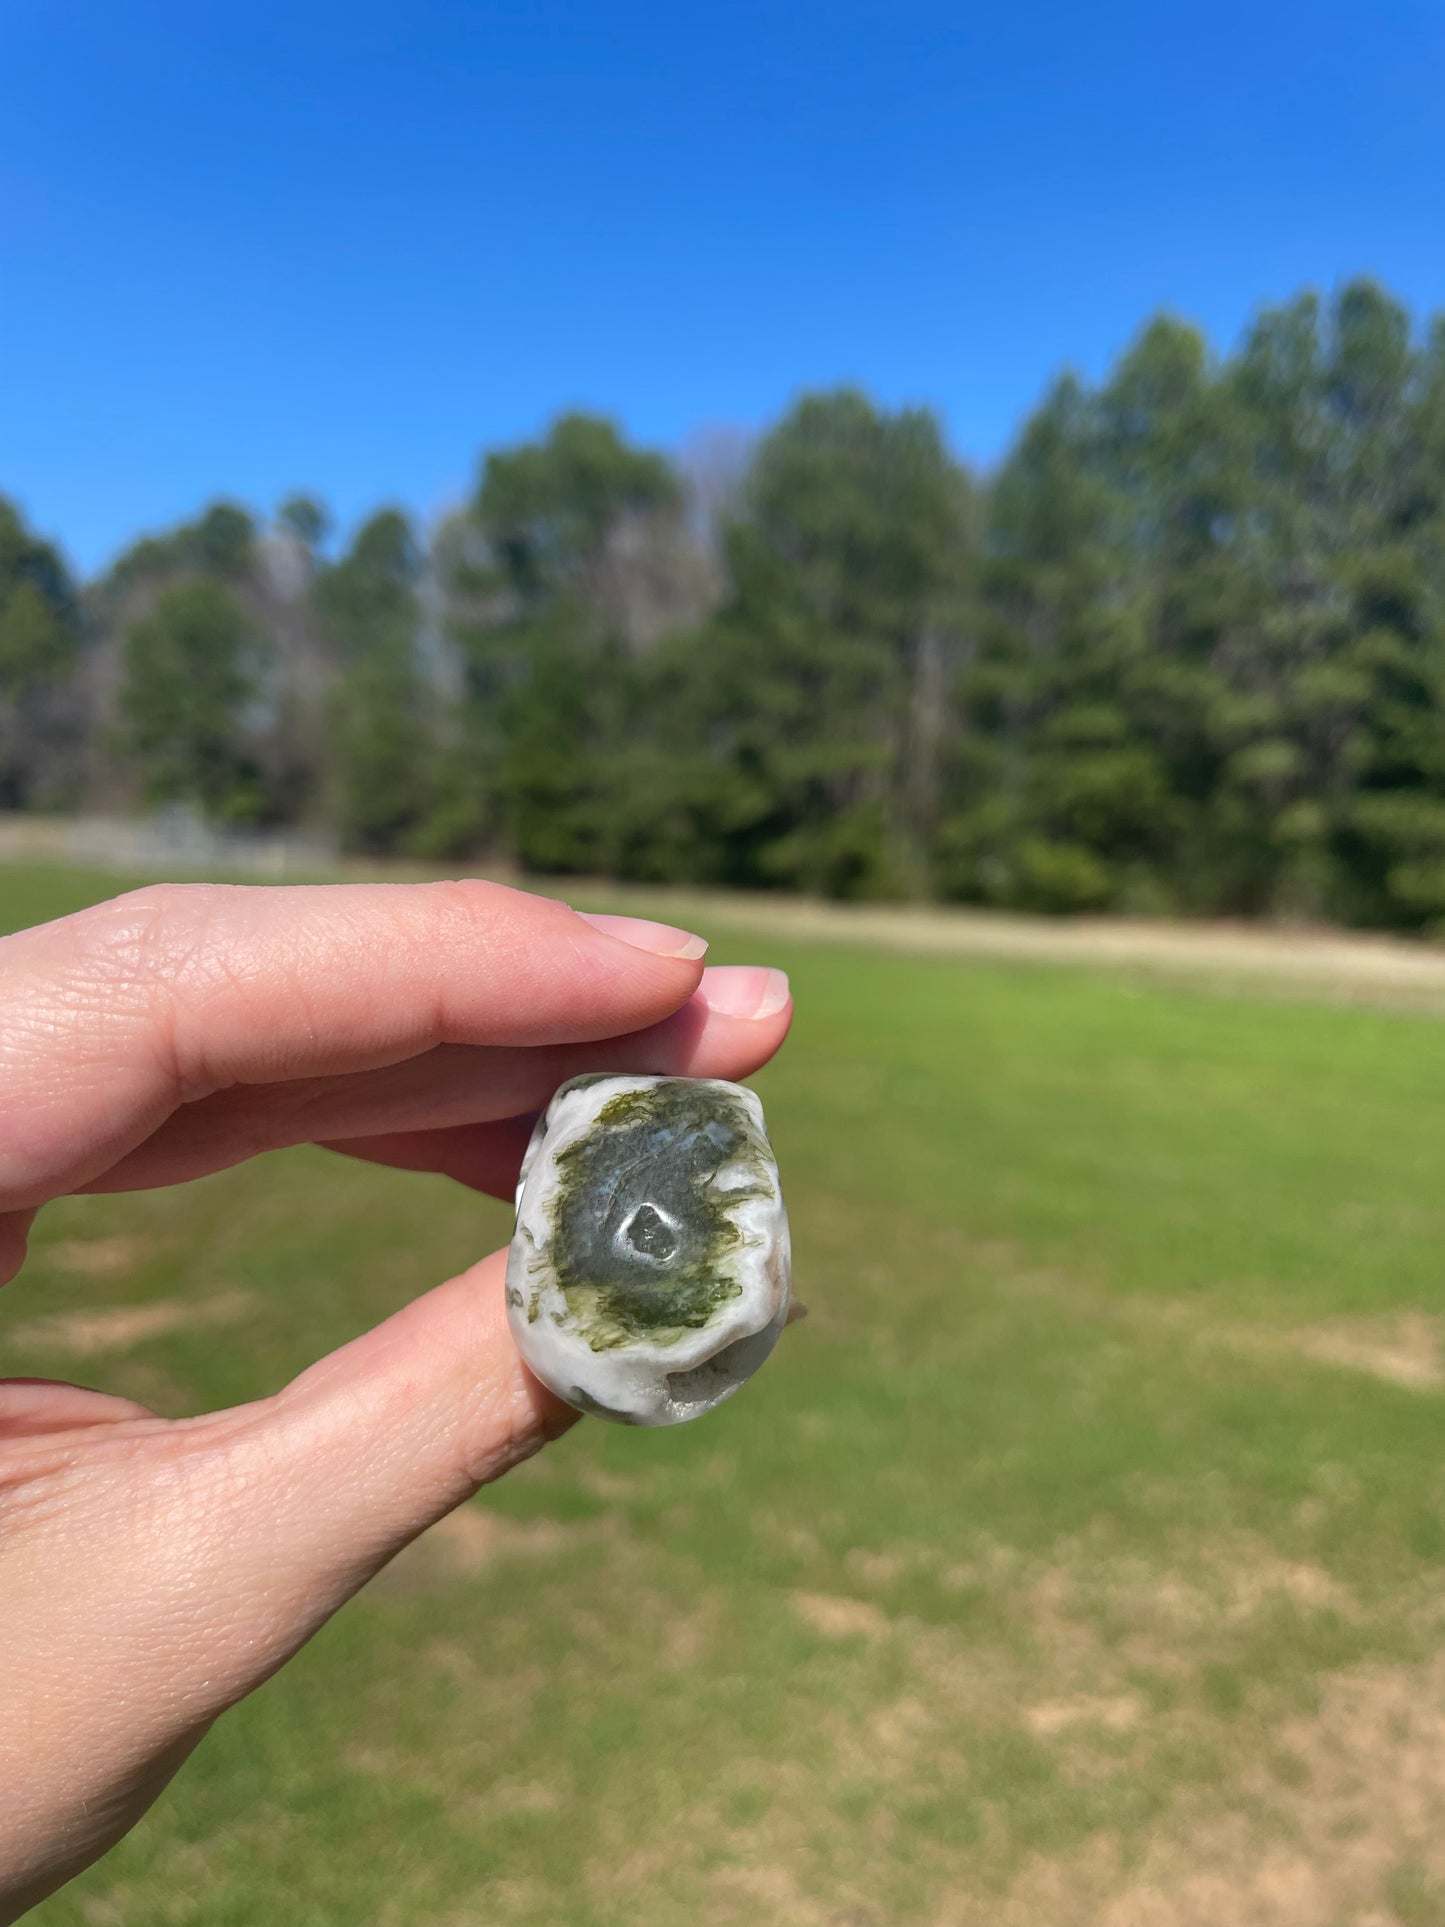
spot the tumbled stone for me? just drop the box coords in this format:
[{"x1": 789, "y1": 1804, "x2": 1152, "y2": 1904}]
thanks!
[{"x1": 505, "y1": 1073, "x2": 792, "y2": 1426}]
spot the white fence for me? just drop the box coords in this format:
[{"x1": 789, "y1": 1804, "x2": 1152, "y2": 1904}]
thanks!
[{"x1": 0, "y1": 808, "x2": 340, "y2": 878}]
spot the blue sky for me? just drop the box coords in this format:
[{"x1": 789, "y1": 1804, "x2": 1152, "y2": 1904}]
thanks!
[{"x1": 3, "y1": 0, "x2": 1444, "y2": 575}]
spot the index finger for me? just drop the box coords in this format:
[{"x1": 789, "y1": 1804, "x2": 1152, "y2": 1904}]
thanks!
[{"x1": 0, "y1": 880, "x2": 709, "y2": 1209}]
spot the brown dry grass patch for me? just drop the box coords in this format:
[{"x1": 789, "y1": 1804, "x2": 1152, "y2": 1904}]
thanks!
[
  {"x1": 937, "y1": 1653, "x2": 1445, "y2": 1927},
  {"x1": 39, "y1": 1235, "x2": 157, "y2": 1277},
  {"x1": 374, "y1": 1503, "x2": 621, "y2": 1593},
  {"x1": 7, "y1": 1288, "x2": 256, "y2": 1356},
  {"x1": 1287, "y1": 1314, "x2": 1443, "y2": 1392},
  {"x1": 791, "y1": 1590, "x2": 893, "y2": 1642}
]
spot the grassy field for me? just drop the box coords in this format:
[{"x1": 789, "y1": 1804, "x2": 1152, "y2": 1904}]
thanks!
[{"x1": 5, "y1": 862, "x2": 1445, "y2": 1926}]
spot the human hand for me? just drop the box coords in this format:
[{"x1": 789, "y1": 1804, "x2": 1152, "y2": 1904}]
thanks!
[{"x1": 0, "y1": 880, "x2": 791, "y2": 1920}]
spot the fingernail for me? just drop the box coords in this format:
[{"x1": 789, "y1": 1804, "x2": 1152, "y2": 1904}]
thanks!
[
  {"x1": 579, "y1": 911, "x2": 708, "y2": 960},
  {"x1": 701, "y1": 965, "x2": 791, "y2": 1019}
]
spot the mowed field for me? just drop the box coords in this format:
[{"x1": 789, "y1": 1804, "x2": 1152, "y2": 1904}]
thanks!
[{"x1": 5, "y1": 863, "x2": 1445, "y2": 1927}]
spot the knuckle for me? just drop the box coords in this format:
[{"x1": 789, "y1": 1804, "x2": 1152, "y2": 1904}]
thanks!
[
  {"x1": 38, "y1": 884, "x2": 246, "y2": 1110},
  {"x1": 64, "y1": 883, "x2": 223, "y2": 992},
  {"x1": 109, "y1": 881, "x2": 227, "y2": 959},
  {"x1": 425, "y1": 876, "x2": 525, "y2": 935},
  {"x1": 70, "y1": 887, "x2": 228, "y2": 1094},
  {"x1": 417, "y1": 878, "x2": 568, "y2": 984}
]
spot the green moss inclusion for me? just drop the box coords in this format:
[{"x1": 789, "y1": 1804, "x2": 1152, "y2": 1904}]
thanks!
[{"x1": 548, "y1": 1081, "x2": 771, "y2": 1351}]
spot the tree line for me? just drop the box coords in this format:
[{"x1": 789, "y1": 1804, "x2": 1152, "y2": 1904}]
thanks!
[{"x1": 7, "y1": 278, "x2": 1445, "y2": 927}]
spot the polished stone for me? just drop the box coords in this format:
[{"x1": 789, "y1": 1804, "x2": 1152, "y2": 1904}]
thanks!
[{"x1": 506, "y1": 1073, "x2": 792, "y2": 1426}]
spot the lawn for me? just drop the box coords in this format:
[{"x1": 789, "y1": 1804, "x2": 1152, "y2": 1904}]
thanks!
[{"x1": 4, "y1": 862, "x2": 1445, "y2": 1926}]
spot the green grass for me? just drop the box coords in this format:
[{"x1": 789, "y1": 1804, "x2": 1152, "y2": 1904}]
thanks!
[{"x1": 5, "y1": 861, "x2": 1445, "y2": 1924}]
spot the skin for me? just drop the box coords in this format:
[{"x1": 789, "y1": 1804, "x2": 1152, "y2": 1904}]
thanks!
[{"x1": 0, "y1": 879, "x2": 792, "y2": 1922}]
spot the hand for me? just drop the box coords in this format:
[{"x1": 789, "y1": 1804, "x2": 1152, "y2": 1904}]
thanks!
[{"x1": 0, "y1": 880, "x2": 791, "y2": 1921}]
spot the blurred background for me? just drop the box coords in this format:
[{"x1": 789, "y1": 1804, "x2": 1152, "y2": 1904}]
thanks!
[{"x1": 6, "y1": 3, "x2": 1445, "y2": 1923}]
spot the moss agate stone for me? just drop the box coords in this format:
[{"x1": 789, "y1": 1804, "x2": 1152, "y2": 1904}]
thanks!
[{"x1": 505, "y1": 1073, "x2": 792, "y2": 1426}]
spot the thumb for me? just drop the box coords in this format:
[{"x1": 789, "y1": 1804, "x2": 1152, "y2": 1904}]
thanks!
[
  {"x1": 149, "y1": 1247, "x2": 576, "y2": 1707},
  {"x1": 209, "y1": 1246, "x2": 578, "y2": 1659},
  {"x1": 0, "y1": 1250, "x2": 574, "y2": 1916}
]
